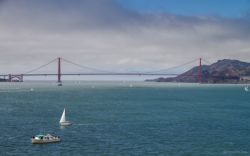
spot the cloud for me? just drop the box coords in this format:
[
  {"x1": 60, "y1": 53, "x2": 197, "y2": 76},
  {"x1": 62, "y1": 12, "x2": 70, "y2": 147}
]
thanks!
[{"x1": 0, "y1": 0, "x2": 250, "y2": 75}]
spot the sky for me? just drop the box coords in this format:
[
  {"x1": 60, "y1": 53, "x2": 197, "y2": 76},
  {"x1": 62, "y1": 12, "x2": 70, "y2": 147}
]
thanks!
[
  {"x1": 120, "y1": 0, "x2": 250, "y2": 18},
  {"x1": 0, "y1": 0, "x2": 250, "y2": 80}
]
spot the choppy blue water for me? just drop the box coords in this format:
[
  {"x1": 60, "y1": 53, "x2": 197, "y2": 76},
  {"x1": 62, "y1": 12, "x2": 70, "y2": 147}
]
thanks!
[{"x1": 0, "y1": 81, "x2": 250, "y2": 156}]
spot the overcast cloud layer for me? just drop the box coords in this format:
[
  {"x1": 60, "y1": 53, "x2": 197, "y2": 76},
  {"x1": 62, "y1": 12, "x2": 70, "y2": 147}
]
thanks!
[{"x1": 0, "y1": 0, "x2": 250, "y2": 74}]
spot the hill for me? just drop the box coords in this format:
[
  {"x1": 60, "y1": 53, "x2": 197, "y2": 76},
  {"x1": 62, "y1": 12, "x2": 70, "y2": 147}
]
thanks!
[{"x1": 148, "y1": 59, "x2": 250, "y2": 83}]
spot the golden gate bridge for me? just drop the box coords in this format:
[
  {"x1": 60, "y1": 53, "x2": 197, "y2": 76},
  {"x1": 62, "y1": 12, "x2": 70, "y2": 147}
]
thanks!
[{"x1": 0, "y1": 57, "x2": 209, "y2": 84}]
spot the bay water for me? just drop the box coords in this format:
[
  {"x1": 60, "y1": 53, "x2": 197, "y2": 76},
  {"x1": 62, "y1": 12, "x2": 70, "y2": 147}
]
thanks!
[{"x1": 0, "y1": 82, "x2": 250, "y2": 155}]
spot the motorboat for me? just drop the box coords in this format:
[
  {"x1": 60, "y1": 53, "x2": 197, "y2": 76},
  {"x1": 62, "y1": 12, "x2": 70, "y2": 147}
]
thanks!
[{"x1": 31, "y1": 134, "x2": 60, "y2": 144}]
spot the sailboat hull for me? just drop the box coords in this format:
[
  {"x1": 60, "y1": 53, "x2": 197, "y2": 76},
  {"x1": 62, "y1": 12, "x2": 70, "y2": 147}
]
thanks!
[{"x1": 60, "y1": 121, "x2": 72, "y2": 126}]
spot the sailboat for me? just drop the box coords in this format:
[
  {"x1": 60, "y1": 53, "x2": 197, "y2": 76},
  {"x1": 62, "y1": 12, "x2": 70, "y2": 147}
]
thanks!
[
  {"x1": 59, "y1": 108, "x2": 72, "y2": 126},
  {"x1": 245, "y1": 86, "x2": 249, "y2": 92}
]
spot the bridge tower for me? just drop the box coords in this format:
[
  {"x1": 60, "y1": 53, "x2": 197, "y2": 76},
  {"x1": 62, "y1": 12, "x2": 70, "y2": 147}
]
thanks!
[
  {"x1": 198, "y1": 58, "x2": 202, "y2": 83},
  {"x1": 58, "y1": 57, "x2": 62, "y2": 85}
]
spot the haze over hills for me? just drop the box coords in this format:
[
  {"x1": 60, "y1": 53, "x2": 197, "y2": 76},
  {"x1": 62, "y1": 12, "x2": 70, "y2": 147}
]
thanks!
[{"x1": 148, "y1": 59, "x2": 250, "y2": 83}]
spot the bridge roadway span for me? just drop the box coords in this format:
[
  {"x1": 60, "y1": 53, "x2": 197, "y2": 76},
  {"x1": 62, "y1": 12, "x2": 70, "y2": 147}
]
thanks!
[{"x1": 0, "y1": 73, "x2": 182, "y2": 77}]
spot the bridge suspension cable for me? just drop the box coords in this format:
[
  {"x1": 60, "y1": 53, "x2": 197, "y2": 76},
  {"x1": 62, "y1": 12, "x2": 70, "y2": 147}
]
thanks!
[
  {"x1": 13, "y1": 57, "x2": 206, "y2": 78},
  {"x1": 20, "y1": 57, "x2": 204, "y2": 75},
  {"x1": 202, "y1": 58, "x2": 212, "y2": 65},
  {"x1": 144, "y1": 58, "x2": 200, "y2": 74},
  {"x1": 61, "y1": 58, "x2": 116, "y2": 74},
  {"x1": 24, "y1": 58, "x2": 57, "y2": 74}
]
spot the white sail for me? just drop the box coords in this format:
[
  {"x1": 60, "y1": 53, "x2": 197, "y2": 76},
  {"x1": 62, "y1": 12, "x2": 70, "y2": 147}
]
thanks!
[
  {"x1": 59, "y1": 108, "x2": 66, "y2": 123},
  {"x1": 59, "y1": 108, "x2": 72, "y2": 126}
]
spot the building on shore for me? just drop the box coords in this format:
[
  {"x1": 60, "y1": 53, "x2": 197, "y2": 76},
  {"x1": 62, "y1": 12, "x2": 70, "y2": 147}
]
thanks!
[{"x1": 240, "y1": 76, "x2": 250, "y2": 83}]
